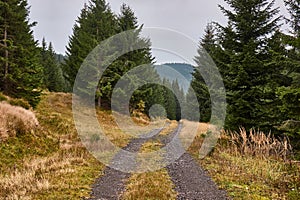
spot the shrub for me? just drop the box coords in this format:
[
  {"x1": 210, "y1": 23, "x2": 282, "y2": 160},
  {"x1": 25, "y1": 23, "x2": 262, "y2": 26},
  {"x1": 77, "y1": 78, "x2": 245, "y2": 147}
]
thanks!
[{"x1": 0, "y1": 102, "x2": 39, "y2": 140}]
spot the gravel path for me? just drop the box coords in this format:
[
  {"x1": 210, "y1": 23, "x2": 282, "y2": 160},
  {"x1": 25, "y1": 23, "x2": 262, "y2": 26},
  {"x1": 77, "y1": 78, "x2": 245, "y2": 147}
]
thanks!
[
  {"x1": 87, "y1": 123, "x2": 228, "y2": 200},
  {"x1": 88, "y1": 128, "x2": 164, "y2": 200},
  {"x1": 167, "y1": 153, "x2": 228, "y2": 200}
]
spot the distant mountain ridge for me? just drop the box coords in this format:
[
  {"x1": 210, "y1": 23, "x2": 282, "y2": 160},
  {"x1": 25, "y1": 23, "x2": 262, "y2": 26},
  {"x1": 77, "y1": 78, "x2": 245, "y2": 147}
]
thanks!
[
  {"x1": 54, "y1": 53, "x2": 67, "y2": 64},
  {"x1": 154, "y1": 63, "x2": 194, "y2": 93}
]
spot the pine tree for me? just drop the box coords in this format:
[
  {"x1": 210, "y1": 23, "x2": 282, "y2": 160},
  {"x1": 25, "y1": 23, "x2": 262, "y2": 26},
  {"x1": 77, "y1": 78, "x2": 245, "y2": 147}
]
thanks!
[
  {"x1": 217, "y1": 0, "x2": 282, "y2": 131},
  {"x1": 276, "y1": 0, "x2": 300, "y2": 150},
  {"x1": 191, "y1": 23, "x2": 216, "y2": 122},
  {"x1": 98, "y1": 4, "x2": 155, "y2": 109},
  {"x1": 63, "y1": 0, "x2": 117, "y2": 89},
  {"x1": 0, "y1": 0, "x2": 42, "y2": 107},
  {"x1": 66, "y1": 1, "x2": 156, "y2": 114},
  {"x1": 285, "y1": 0, "x2": 300, "y2": 38},
  {"x1": 284, "y1": 0, "x2": 300, "y2": 84},
  {"x1": 40, "y1": 38, "x2": 65, "y2": 92},
  {"x1": 162, "y1": 78, "x2": 177, "y2": 120},
  {"x1": 184, "y1": 85, "x2": 200, "y2": 121},
  {"x1": 172, "y1": 79, "x2": 185, "y2": 120}
]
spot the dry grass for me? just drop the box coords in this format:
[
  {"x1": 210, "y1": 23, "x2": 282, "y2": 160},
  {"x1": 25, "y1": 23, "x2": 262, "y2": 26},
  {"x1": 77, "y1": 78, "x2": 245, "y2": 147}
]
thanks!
[
  {"x1": 122, "y1": 168, "x2": 177, "y2": 200},
  {"x1": 159, "y1": 120, "x2": 178, "y2": 136},
  {"x1": 221, "y1": 128, "x2": 292, "y2": 160},
  {"x1": 202, "y1": 153, "x2": 300, "y2": 199},
  {"x1": 0, "y1": 102, "x2": 39, "y2": 141},
  {"x1": 111, "y1": 112, "x2": 167, "y2": 138},
  {"x1": 187, "y1": 124, "x2": 300, "y2": 200},
  {"x1": 96, "y1": 110, "x2": 132, "y2": 148},
  {"x1": 1, "y1": 92, "x2": 166, "y2": 199},
  {"x1": 0, "y1": 93, "x2": 104, "y2": 199},
  {"x1": 0, "y1": 149, "x2": 102, "y2": 200}
]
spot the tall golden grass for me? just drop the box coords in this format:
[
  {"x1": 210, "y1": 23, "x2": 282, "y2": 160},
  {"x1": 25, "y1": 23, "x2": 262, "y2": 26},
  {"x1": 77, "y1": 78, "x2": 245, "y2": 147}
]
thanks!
[
  {"x1": 220, "y1": 128, "x2": 292, "y2": 160},
  {"x1": 0, "y1": 102, "x2": 39, "y2": 140},
  {"x1": 187, "y1": 125, "x2": 300, "y2": 199}
]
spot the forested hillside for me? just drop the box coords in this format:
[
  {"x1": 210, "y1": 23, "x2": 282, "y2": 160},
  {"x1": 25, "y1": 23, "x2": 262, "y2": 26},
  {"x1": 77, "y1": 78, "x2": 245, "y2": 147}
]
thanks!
[{"x1": 155, "y1": 63, "x2": 194, "y2": 93}]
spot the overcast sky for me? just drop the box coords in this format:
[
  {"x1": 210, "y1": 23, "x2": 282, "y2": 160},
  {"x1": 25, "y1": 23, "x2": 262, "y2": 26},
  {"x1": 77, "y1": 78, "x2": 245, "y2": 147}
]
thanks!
[{"x1": 28, "y1": 0, "x2": 289, "y2": 63}]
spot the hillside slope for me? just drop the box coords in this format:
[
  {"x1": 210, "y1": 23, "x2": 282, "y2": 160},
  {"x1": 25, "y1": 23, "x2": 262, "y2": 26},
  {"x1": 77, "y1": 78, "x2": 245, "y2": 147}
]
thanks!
[
  {"x1": 155, "y1": 63, "x2": 194, "y2": 92},
  {"x1": 0, "y1": 93, "x2": 104, "y2": 199}
]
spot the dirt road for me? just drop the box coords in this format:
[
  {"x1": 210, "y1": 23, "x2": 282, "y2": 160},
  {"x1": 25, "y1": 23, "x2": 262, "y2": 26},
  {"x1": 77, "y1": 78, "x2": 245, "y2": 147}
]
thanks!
[{"x1": 88, "y1": 123, "x2": 228, "y2": 200}]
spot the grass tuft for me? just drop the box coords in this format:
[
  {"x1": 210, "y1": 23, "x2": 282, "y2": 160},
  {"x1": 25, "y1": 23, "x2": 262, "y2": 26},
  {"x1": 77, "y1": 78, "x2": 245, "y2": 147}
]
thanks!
[
  {"x1": 187, "y1": 124, "x2": 300, "y2": 200},
  {"x1": 0, "y1": 102, "x2": 38, "y2": 140},
  {"x1": 221, "y1": 128, "x2": 292, "y2": 160}
]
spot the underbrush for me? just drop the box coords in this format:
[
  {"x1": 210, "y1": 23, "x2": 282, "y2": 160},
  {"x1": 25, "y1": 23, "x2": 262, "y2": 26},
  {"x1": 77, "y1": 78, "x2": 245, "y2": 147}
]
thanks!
[
  {"x1": 188, "y1": 126, "x2": 300, "y2": 200},
  {"x1": 0, "y1": 148, "x2": 102, "y2": 199}
]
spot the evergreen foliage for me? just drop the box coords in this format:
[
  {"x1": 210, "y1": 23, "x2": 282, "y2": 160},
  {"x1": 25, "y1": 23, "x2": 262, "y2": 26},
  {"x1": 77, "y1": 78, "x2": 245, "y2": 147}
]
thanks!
[
  {"x1": 99, "y1": 4, "x2": 155, "y2": 109},
  {"x1": 216, "y1": 0, "x2": 283, "y2": 131},
  {"x1": 161, "y1": 78, "x2": 178, "y2": 120},
  {"x1": 40, "y1": 38, "x2": 66, "y2": 92},
  {"x1": 190, "y1": 23, "x2": 216, "y2": 122},
  {"x1": 64, "y1": 1, "x2": 158, "y2": 116},
  {"x1": 1, "y1": 0, "x2": 299, "y2": 151},
  {"x1": 276, "y1": 0, "x2": 300, "y2": 150},
  {"x1": 0, "y1": 0, "x2": 42, "y2": 107},
  {"x1": 63, "y1": 0, "x2": 117, "y2": 88}
]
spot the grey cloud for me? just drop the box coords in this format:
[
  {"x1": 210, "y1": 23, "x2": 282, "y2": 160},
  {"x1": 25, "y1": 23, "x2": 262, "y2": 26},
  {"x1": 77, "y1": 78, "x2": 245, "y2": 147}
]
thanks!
[{"x1": 28, "y1": 0, "x2": 289, "y2": 58}]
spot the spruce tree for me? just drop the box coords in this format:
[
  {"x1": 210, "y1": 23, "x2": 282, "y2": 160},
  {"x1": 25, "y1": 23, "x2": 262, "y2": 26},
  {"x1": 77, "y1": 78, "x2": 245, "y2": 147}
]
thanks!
[
  {"x1": 162, "y1": 78, "x2": 177, "y2": 120},
  {"x1": 171, "y1": 79, "x2": 184, "y2": 121},
  {"x1": 98, "y1": 4, "x2": 155, "y2": 109},
  {"x1": 285, "y1": 0, "x2": 300, "y2": 38},
  {"x1": 40, "y1": 38, "x2": 65, "y2": 92},
  {"x1": 276, "y1": 0, "x2": 300, "y2": 150},
  {"x1": 191, "y1": 23, "x2": 216, "y2": 122},
  {"x1": 63, "y1": 0, "x2": 117, "y2": 89},
  {"x1": 217, "y1": 0, "x2": 282, "y2": 131},
  {"x1": 0, "y1": 0, "x2": 42, "y2": 107},
  {"x1": 66, "y1": 1, "x2": 156, "y2": 114}
]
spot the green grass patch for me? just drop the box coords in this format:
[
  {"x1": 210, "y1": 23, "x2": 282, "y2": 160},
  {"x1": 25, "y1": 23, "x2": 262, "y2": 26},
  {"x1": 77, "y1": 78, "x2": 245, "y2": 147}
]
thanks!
[
  {"x1": 8, "y1": 98, "x2": 31, "y2": 109},
  {"x1": 0, "y1": 131, "x2": 58, "y2": 174},
  {"x1": 0, "y1": 92, "x2": 7, "y2": 101}
]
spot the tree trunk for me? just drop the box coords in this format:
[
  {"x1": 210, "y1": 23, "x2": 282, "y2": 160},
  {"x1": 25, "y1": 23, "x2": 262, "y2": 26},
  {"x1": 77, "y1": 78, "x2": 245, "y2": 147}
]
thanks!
[
  {"x1": 4, "y1": 25, "x2": 9, "y2": 93},
  {"x1": 97, "y1": 96, "x2": 101, "y2": 108}
]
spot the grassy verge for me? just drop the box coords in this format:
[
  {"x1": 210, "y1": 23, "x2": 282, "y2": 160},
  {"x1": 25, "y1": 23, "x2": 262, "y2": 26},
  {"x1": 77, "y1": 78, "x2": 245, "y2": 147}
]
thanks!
[
  {"x1": 0, "y1": 93, "x2": 104, "y2": 199},
  {"x1": 187, "y1": 123, "x2": 300, "y2": 200},
  {"x1": 121, "y1": 121, "x2": 178, "y2": 200},
  {"x1": 0, "y1": 92, "x2": 143, "y2": 199}
]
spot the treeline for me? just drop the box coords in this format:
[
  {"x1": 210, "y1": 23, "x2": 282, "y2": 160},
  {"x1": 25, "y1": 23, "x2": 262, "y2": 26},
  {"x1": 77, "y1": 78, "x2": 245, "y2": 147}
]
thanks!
[
  {"x1": 189, "y1": 0, "x2": 300, "y2": 150},
  {"x1": 63, "y1": 0, "x2": 187, "y2": 117},
  {"x1": 0, "y1": 0, "x2": 68, "y2": 107},
  {"x1": 0, "y1": 0, "x2": 299, "y2": 150},
  {"x1": 0, "y1": 0, "x2": 183, "y2": 118}
]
